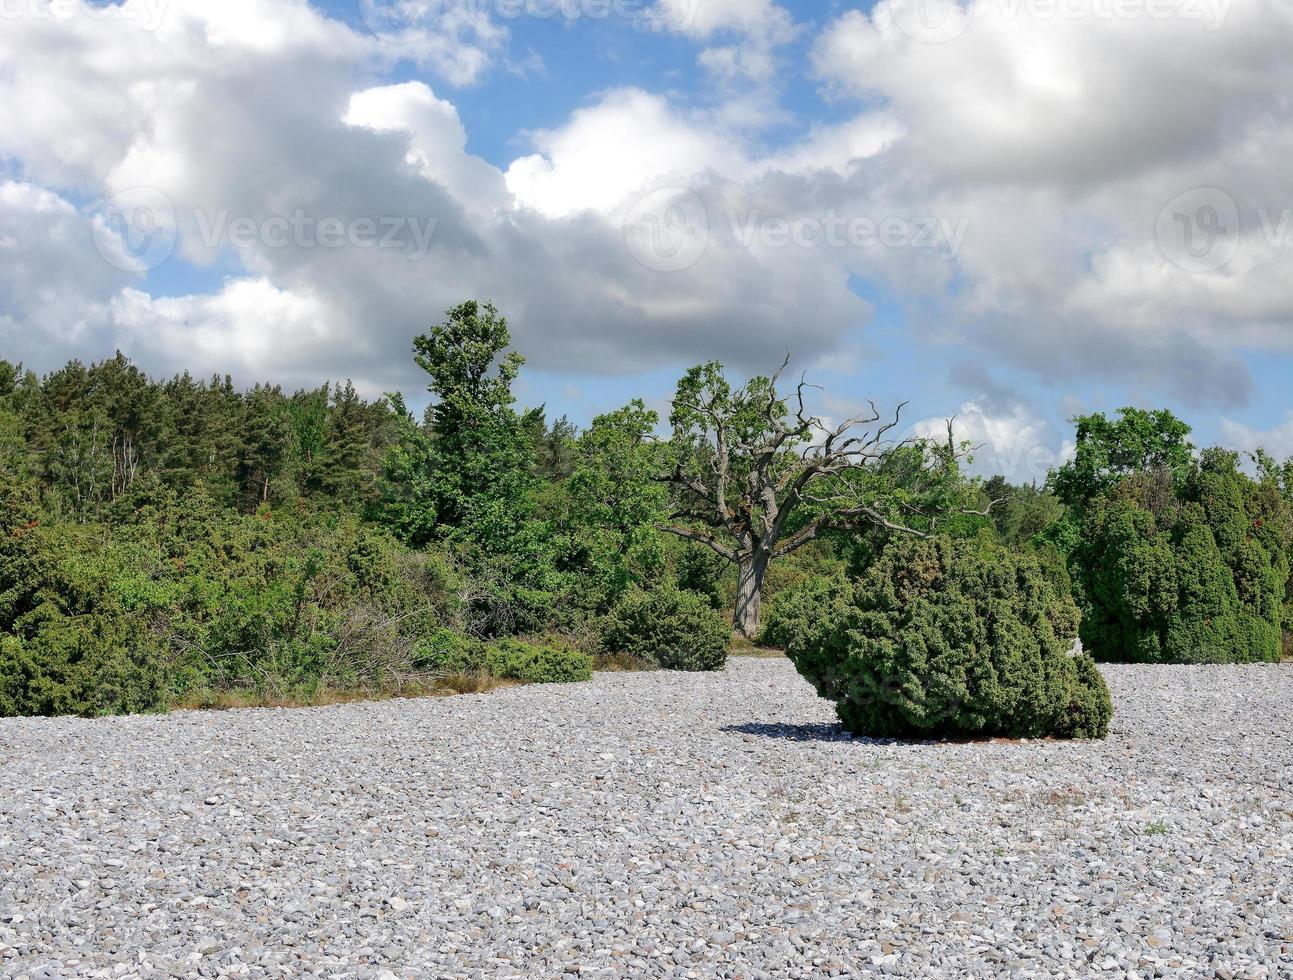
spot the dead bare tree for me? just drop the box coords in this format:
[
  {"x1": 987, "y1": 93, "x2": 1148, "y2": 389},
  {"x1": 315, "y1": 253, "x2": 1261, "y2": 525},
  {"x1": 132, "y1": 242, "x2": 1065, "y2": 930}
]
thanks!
[{"x1": 657, "y1": 357, "x2": 997, "y2": 638}]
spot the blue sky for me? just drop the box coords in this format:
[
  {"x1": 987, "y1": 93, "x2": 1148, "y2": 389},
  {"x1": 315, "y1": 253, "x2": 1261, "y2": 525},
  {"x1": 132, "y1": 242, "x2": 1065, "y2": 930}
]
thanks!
[{"x1": 1, "y1": 0, "x2": 1291, "y2": 478}]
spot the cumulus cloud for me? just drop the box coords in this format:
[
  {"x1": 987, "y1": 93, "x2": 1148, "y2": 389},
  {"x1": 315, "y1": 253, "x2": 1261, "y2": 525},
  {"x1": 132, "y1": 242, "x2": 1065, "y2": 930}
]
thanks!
[
  {"x1": 1, "y1": 0, "x2": 1291, "y2": 419},
  {"x1": 0, "y1": 9, "x2": 873, "y2": 392},
  {"x1": 913, "y1": 400, "x2": 1071, "y2": 485},
  {"x1": 648, "y1": 0, "x2": 797, "y2": 84},
  {"x1": 0, "y1": 182, "x2": 134, "y2": 365},
  {"x1": 814, "y1": 0, "x2": 1291, "y2": 186},
  {"x1": 807, "y1": 0, "x2": 1293, "y2": 406},
  {"x1": 1220, "y1": 413, "x2": 1293, "y2": 461},
  {"x1": 648, "y1": 0, "x2": 792, "y2": 39},
  {"x1": 504, "y1": 90, "x2": 746, "y2": 217}
]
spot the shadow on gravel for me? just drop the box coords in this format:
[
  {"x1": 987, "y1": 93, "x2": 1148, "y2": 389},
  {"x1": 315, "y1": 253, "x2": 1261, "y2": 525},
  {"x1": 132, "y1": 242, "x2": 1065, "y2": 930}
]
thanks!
[
  {"x1": 722, "y1": 722, "x2": 853, "y2": 742},
  {"x1": 724, "y1": 722, "x2": 1036, "y2": 746}
]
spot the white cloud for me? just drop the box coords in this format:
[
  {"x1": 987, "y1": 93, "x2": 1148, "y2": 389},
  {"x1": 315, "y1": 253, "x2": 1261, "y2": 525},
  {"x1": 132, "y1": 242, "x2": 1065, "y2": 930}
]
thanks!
[
  {"x1": 108, "y1": 279, "x2": 353, "y2": 388},
  {"x1": 814, "y1": 0, "x2": 1292, "y2": 186},
  {"x1": 807, "y1": 0, "x2": 1293, "y2": 406},
  {"x1": 0, "y1": 10, "x2": 874, "y2": 392},
  {"x1": 648, "y1": 0, "x2": 797, "y2": 84},
  {"x1": 503, "y1": 89, "x2": 905, "y2": 218},
  {"x1": 648, "y1": 0, "x2": 793, "y2": 40},
  {"x1": 0, "y1": 181, "x2": 134, "y2": 364},
  {"x1": 1221, "y1": 413, "x2": 1293, "y2": 461},
  {"x1": 763, "y1": 114, "x2": 907, "y2": 176},
  {"x1": 913, "y1": 400, "x2": 1069, "y2": 484},
  {"x1": 2, "y1": 0, "x2": 1292, "y2": 419},
  {"x1": 345, "y1": 82, "x2": 509, "y2": 216},
  {"x1": 505, "y1": 90, "x2": 746, "y2": 218}
]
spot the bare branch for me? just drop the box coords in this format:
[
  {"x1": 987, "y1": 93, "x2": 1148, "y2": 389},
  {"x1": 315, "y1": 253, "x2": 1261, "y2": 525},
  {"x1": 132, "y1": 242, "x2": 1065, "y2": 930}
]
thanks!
[{"x1": 657, "y1": 524, "x2": 739, "y2": 563}]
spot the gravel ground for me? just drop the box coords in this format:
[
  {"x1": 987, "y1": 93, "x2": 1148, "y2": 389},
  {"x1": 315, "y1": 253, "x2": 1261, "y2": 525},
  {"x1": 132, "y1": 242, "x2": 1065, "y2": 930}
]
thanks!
[{"x1": 1, "y1": 659, "x2": 1291, "y2": 979}]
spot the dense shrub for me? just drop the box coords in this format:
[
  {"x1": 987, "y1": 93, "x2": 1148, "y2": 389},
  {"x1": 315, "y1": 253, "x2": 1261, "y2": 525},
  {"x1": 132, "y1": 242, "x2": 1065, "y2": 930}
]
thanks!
[
  {"x1": 784, "y1": 537, "x2": 1112, "y2": 739},
  {"x1": 600, "y1": 587, "x2": 730, "y2": 671},
  {"x1": 758, "y1": 574, "x2": 847, "y2": 649},
  {"x1": 0, "y1": 613, "x2": 168, "y2": 718},
  {"x1": 486, "y1": 638, "x2": 593, "y2": 684},
  {"x1": 0, "y1": 484, "x2": 167, "y2": 716},
  {"x1": 1071, "y1": 453, "x2": 1290, "y2": 663},
  {"x1": 0, "y1": 483, "x2": 470, "y2": 715},
  {"x1": 416, "y1": 630, "x2": 592, "y2": 683},
  {"x1": 1050, "y1": 411, "x2": 1292, "y2": 664}
]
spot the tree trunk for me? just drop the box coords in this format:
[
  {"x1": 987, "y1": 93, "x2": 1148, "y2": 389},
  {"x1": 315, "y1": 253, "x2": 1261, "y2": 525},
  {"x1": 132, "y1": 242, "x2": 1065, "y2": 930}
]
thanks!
[{"x1": 734, "y1": 551, "x2": 769, "y2": 639}]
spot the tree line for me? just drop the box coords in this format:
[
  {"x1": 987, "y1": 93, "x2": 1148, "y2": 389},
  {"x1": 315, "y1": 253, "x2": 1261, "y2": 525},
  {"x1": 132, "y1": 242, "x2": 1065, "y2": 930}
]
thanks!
[{"x1": 1, "y1": 300, "x2": 1290, "y2": 720}]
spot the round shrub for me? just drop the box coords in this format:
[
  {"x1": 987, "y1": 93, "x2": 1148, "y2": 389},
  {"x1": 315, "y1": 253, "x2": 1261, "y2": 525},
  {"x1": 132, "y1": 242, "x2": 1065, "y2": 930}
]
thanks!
[
  {"x1": 785, "y1": 537, "x2": 1112, "y2": 740},
  {"x1": 415, "y1": 627, "x2": 487, "y2": 674},
  {"x1": 600, "y1": 587, "x2": 729, "y2": 671}
]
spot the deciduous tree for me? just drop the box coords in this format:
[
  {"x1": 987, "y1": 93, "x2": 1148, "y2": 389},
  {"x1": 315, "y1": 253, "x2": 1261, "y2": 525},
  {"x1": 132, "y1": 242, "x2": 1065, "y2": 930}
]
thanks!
[{"x1": 657, "y1": 358, "x2": 988, "y2": 637}]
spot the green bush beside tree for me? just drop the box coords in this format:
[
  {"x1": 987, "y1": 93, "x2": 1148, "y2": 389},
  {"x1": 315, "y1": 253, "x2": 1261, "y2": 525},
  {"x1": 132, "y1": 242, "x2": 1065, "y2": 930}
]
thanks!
[
  {"x1": 416, "y1": 631, "x2": 593, "y2": 684},
  {"x1": 600, "y1": 587, "x2": 730, "y2": 672},
  {"x1": 782, "y1": 536, "x2": 1112, "y2": 739},
  {"x1": 1051, "y1": 410, "x2": 1291, "y2": 664}
]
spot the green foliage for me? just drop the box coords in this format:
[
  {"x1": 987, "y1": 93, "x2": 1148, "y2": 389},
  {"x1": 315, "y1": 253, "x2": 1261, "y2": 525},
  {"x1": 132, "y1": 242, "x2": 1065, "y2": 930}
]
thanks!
[
  {"x1": 758, "y1": 573, "x2": 847, "y2": 649},
  {"x1": 982, "y1": 477, "x2": 1065, "y2": 550},
  {"x1": 536, "y1": 400, "x2": 669, "y2": 617},
  {"x1": 1070, "y1": 450, "x2": 1290, "y2": 663},
  {"x1": 372, "y1": 393, "x2": 440, "y2": 546},
  {"x1": 377, "y1": 303, "x2": 581, "y2": 633},
  {"x1": 600, "y1": 587, "x2": 730, "y2": 671},
  {"x1": 416, "y1": 631, "x2": 593, "y2": 684},
  {"x1": 11, "y1": 329, "x2": 1290, "y2": 722},
  {"x1": 663, "y1": 359, "x2": 989, "y2": 637},
  {"x1": 1050, "y1": 407, "x2": 1194, "y2": 511},
  {"x1": 485, "y1": 638, "x2": 594, "y2": 684},
  {"x1": 0, "y1": 613, "x2": 167, "y2": 718},
  {"x1": 1251, "y1": 449, "x2": 1293, "y2": 657},
  {"x1": 0, "y1": 480, "x2": 168, "y2": 716},
  {"x1": 8, "y1": 354, "x2": 393, "y2": 519},
  {"x1": 672, "y1": 541, "x2": 727, "y2": 609},
  {"x1": 783, "y1": 537, "x2": 1111, "y2": 739},
  {"x1": 385, "y1": 300, "x2": 535, "y2": 539},
  {"x1": 0, "y1": 478, "x2": 467, "y2": 715}
]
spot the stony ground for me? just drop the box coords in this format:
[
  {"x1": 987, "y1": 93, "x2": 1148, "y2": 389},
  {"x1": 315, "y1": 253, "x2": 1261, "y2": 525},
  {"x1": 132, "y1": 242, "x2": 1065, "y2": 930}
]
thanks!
[{"x1": 1, "y1": 660, "x2": 1291, "y2": 979}]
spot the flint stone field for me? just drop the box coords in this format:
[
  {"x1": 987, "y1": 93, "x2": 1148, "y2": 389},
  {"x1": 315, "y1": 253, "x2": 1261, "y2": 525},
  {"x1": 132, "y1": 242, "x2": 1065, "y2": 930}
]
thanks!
[{"x1": 1, "y1": 659, "x2": 1291, "y2": 979}]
